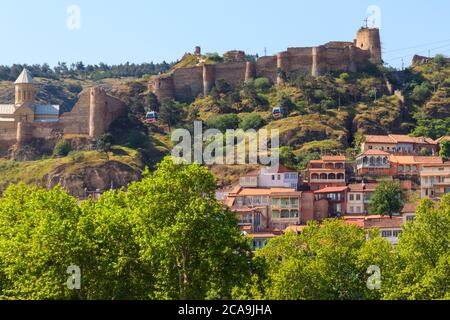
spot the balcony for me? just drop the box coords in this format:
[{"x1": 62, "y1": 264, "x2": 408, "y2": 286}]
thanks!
[{"x1": 311, "y1": 179, "x2": 346, "y2": 183}]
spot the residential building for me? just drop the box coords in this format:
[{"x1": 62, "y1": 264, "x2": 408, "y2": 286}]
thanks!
[
  {"x1": 314, "y1": 186, "x2": 349, "y2": 217},
  {"x1": 402, "y1": 203, "x2": 417, "y2": 224},
  {"x1": 240, "y1": 165, "x2": 299, "y2": 189},
  {"x1": 307, "y1": 156, "x2": 346, "y2": 191},
  {"x1": 356, "y1": 150, "x2": 391, "y2": 176},
  {"x1": 420, "y1": 163, "x2": 450, "y2": 199},
  {"x1": 356, "y1": 151, "x2": 443, "y2": 179},
  {"x1": 346, "y1": 183, "x2": 378, "y2": 215},
  {"x1": 362, "y1": 134, "x2": 438, "y2": 155},
  {"x1": 224, "y1": 186, "x2": 313, "y2": 233},
  {"x1": 344, "y1": 215, "x2": 404, "y2": 244}
]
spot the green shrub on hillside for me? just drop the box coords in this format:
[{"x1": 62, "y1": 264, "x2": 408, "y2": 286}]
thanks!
[{"x1": 53, "y1": 140, "x2": 72, "y2": 157}]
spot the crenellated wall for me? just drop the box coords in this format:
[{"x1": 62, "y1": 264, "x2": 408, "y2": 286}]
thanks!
[{"x1": 148, "y1": 27, "x2": 382, "y2": 102}]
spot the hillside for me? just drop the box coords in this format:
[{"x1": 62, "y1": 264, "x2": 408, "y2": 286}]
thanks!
[{"x1": 0, "y1": 55, "x2": 448, "y2": 191}]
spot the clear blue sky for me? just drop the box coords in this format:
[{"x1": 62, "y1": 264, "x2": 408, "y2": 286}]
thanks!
[{"x1": 1, "y1": 0, "x2": 449, "y2": 68}]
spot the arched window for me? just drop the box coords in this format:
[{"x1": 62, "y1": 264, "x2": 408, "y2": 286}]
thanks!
[
  {"x1": 376, "y1": 157, "x2": 382, "y2": 165},
  {"x1": 311, "y1": 173, "x2": 319, "y2": 180},
  {"x1": 337, "y1": 173, "x2": 345, "y2": 180},
  {"x1": 363, "y1": 157, "x2": 368, "y2": 164},
  {"x1": 320, "y1": 173, "x2": 328, "y2": 180},
  {"x1": 383, "y1": 157, "x2": 388, "y2": 165},
  {"x1": 329, "y1": 173, "x2": 336, "y2": 180}
]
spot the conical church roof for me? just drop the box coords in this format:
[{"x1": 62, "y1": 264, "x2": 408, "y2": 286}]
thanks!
[{"x1": 14, "y1": 69, "x2": 34, "y2": 84}]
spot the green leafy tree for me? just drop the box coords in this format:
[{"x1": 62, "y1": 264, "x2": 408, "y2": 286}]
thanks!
[
  {"x1": 159, "y1": 99, "x2": 185, "y2": 130},
  {"x1": 206, "y1": 114, "x2": 240, "y2": 132},
  {"x1": 440, "y1": 140, "x2": 450, "y2": 160},
  {"x1": 369, "y1": 181, "x2": 403, "y2": 219},
  {"x1": 239, "y1": 220, "x2": 391, "y2": 300},
  {"x1": 239, "y1": 113, "x2": 264, "y2": 131},
  {"x1": 0, "y1": 184, "x2": 83, "y2": 300},
  {"x1": 96, "y1": 133, "x2": 113, "y2": 155},
  {"x1": 384, "y1": 196, "x2": 450, "y2": 300},
  {"x1": 127, "y1": 158, "x2": 252, "y2": 299},
  {"x1": 53, "y1": 139, "x2": 72, "y2": 157}
]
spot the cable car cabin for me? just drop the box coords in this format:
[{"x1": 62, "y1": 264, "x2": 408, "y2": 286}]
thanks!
[
  {"x1": 145, "y1": 111, "x2": 158, "y2": 123},
  {"x1": 272, "y1": 107, "x2": 284, "y2": 119}
]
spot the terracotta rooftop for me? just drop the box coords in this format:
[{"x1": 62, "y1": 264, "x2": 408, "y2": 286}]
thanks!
[
  {"x1": 389, "y1": 155, "x2": 443, "y2": 165},
  {"x1": 344, "y1": 215, "x2": 404, "y2": 229},
  {"x1": 360, "y1": 149, "x2": 391, "y2": 156},
  {"x1": 348, "y1": 183, "x2": 378, "y2": 192},
  {"x1": 263, "y1": 164, "x2": 298, "y2": 174},
  {"x1": 402, "y1": 203, "x2": 417, "y2": 214},
  {"x1": 322, "y1": 156, "x2": 347, "y2": 162},
  {"x1": 365, "y1": 134, "x2": 437, "y2": 145},
  {"x1": 314, "y1": 186, "x2": 349, "y2": 194}
]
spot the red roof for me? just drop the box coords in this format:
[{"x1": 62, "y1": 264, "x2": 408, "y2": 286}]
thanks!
[
  {"x1": 360, "y1": 149, "x2": 391, "y2": 156},
  {"x1": 314, "y1": 186, "x2": 349, "y2": 194},
  {"x1": 322, "y1": 156, "x2": 346, "y2": 162},
  {"x1": 348, "y1": 183, "x2": 378, "y2": 192}
]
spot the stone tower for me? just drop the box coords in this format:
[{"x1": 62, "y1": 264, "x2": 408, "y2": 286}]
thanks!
[
  {"x1": 203, "y1": 64, "x2": 216, "y2": 96},
  {"x1": 15, "y1": 69, "x2": 35, "y2": 107},
  {"x1": 89, "y1": 87, "x2": 108, "y2": 139},
  {"x1": 355, "y1": 27, "x2": 382, "y2": 65}
]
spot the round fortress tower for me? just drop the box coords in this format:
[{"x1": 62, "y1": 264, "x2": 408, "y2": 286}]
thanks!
[
  {"x1": 89, "y1": 87, "x2": 108, "y2": 139},
  {"x1": 355, "y1": 27, "x2": 382, "y2": 65}
]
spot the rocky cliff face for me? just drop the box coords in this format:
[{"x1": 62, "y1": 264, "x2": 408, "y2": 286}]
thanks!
[{"x1": 43, "y1": 160, "x2": 142, "y2": 198}]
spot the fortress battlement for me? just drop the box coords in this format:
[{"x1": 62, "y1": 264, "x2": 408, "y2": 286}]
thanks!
[{"x1": 149, "y1": 27, "x2": 382, "y2": 101}]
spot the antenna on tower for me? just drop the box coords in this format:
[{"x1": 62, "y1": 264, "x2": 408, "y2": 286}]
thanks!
[
  {"x1": 364, "y1": 17, "x2": 369, "y2": 28},
  {"x1": 264, "y1": 47, "x2": 267, "y2": 56}
]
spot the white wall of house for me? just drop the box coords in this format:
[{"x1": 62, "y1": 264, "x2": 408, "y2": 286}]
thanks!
[{"x1": 259, "y1": 171, "x2": 299, "y2": 189}]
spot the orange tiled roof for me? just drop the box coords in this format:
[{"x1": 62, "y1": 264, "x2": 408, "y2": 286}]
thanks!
[
  {"x1": 348, "y1": 183, "x2": 378, "y2": 192},
  {"x1": 436, "y1": 136, "x2": 450, "y2": 143},
  {"x1": 389, "y1": 155, "x2": 443, "y2": 165},
  {"x1": 314, "y1": 186, "x2": 349, "y2": 194},
  {"x1": 364, "y1": 135, "x2": 397, "y2": 144},
  {"x1": 402, "y1": 203, "x2": 417, "y2": 214},
  {"x1": 360, "y1": 149, "x2": 391, "y2": 156},
  {"x1": 237, "y1": 187, "x2": 300, "y2": 197},
  {"x1": 365, "y1": 134, "x2": 437, "y2": 145},
  {"x1": 322, "y1": 156, "x2": 347, "y2": 161}
]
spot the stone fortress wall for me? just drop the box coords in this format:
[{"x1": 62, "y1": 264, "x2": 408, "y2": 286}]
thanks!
[
  {"x1": 149, "y1": 27, "x2": 382, "y2": 101},
  {"x1": 0, "y1": 86, "x2": 127, "y2": 152}
]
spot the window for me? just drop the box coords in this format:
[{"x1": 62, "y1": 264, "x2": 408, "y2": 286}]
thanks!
[
  {"x1": 281, "y1": 198, "x2": 290, "y2": 208},
  {"x1": 284, "y1": 173, "x2": 290, "y2": 179},
  {"x1": 290, "y1": 198, "x2": 299, "y2": 207},
  {"x1": 406, "y1": 215, "x2": 415, "y2": 222},
  {"x1": 381, "y1": 230, "x2": 393, "y2": 238},
  {"x1": 393, "y1": 230, "x2": 402, "y2": 238},
  {"x1": 281, "y1": 210, "x2": 290, "y2": 219},
  {"x1": 290, "y1": 210, "x2": 299, "y2": 218},
  {"x1": 349, "y1": 194, "x2": 354, "y2": 201},
  {"x1": 349, "y1": 206, "x2": 354, "y2": 213},
  {"x1": 272, "y1": 175, "x2": 275, "y2": 181},
  {"x1": 356, "y1": 194, "x2": 361, "y2": 201},
  {"x1": 272, "y1": 198, "x2": 280, "y2": 207},
  {"x1": 356, "y1": 206, "x2": 361, "y2": 213},
  {"x1": 272, "y1": 210, "x2": 280, "y2": 219}
]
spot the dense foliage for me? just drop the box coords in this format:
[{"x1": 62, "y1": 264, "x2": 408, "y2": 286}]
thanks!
[{"x1": 0, "y1": 157, "x2": 448, "y2": 300}]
